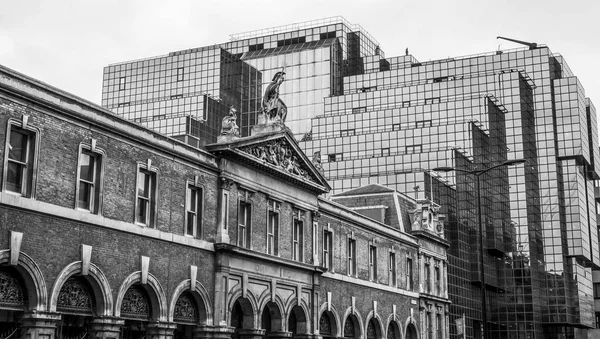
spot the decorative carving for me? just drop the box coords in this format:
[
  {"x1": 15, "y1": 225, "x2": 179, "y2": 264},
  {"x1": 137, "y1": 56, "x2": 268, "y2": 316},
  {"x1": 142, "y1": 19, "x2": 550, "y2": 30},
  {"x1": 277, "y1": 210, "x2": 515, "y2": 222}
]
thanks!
[
  {"x1": 121, "y1": 285, "x2": 150, "y2": 319},
  {"x1": 174, "y1": 292, "x2": 198, "y2": 323},
  {"x1": 312, "y1": 151, "x2": 324, "y2": 174},
  {"x1": 313, "y1": 210, "x2": 321, "y2": 221},
  {"x1": 344, "y1": 318, "x2": 355, "y2": 338},
  {"x1": 219, "y1": 177, "x2": 236, "y2": 190},
  {"x1": 367, "y1": 320, "x2": 376, "y2": 339},
  {"x1": 319, "y1": 314, "x2": 331, "y2": 335},
  {"x1": 261, "y1": 71, "x2": 288, "y2": 124},
  {"x1": 0, "y1": 271, "x2": 25, "y2": 309},
  {"x1": 240, "y1": 139, "x2": 315, "y2": 182},
  {"x1": 221, "y1": 106, "x2": 240, "y2": 137},
  {"x1": 57, "y1": 277, "x2": 94, "y2": 313}
]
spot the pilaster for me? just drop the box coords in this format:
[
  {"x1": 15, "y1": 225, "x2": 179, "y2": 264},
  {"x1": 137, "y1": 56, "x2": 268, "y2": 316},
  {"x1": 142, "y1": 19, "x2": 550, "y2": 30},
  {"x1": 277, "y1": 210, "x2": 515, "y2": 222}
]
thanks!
[
  {"x1": 146, "y1": 321, "x2": 177, "y2": 339},
  {"x1": 193, "y1": 325, "x2": 235, "y2": 339},
  {"x1": 238, "y1": 328, "x2": 266, "y2": 339},
  {"x1": 21, "y1": 311, "x2": 62, "y2": 339},
  {"x1": 90, "y1": 317, "x2": 126, "y2": 339}
]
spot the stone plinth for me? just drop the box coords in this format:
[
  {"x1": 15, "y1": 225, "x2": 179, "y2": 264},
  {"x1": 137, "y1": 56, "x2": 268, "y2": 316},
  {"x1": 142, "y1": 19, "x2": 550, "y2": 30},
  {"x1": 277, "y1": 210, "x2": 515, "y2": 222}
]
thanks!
[
  {"x1": 90, "y1": 317, "x2": 126, "y2": 339},
  {"x1": 21, "y1": 311, "x2": 62, "y2": 339}
]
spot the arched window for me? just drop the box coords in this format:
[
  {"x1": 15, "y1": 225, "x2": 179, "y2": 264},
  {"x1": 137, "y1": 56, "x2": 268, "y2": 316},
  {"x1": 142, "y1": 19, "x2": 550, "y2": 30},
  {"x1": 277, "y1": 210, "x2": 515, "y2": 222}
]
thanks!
[
  {"x1": 367, "y1": 319, "x2": 377, "y2": 339},
  {"x1": 387, "y1": 323, "x2": 396, "y2": 339},
  {"x1": 344, "y1": 317, "x2": 355, "y2": 338}
]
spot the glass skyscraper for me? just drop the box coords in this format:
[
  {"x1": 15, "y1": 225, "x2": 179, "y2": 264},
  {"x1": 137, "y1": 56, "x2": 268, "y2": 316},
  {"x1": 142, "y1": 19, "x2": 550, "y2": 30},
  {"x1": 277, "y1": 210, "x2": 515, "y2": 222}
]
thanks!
[{"x1": 102, "y1": 18, "x2": 600, "y2": 339}]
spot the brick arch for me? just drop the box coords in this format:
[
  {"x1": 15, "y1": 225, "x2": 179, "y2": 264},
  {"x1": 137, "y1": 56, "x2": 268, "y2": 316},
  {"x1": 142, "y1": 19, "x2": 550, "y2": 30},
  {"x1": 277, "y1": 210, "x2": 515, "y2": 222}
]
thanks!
[
  {"x1": 364, "y1": 311, "x2": 384, "y2": 339},
  {"x1": 384, "y1": 314, "x2": 404, "y2": 339},
  {"x1": 318, "y1": 302, "x2": 341, "y2": 338},
  {"x1": 341, "y1": 307, "x2": 364, "y2": 339},
  {"x1": 168, "y1": 279, "x2": 212, "y2": 324},
  {"x1": 114, "y1": 271, "x2": 168, "y2": 321},
  {"x1": 0, "y1": 250, "x2": 48, "y2": 311},
  {"x1": 49, "y1": 261, "x2": 113, "y2": 316},
  {"x1": 227, "y1": 289, "x2": 259, "y2": 329},
  {"x1": 285, "y1": 299, "x2": 311, "y2": 334},
  {"x1": 404, "y1": 316, "x2": 419, "y2": 339}
]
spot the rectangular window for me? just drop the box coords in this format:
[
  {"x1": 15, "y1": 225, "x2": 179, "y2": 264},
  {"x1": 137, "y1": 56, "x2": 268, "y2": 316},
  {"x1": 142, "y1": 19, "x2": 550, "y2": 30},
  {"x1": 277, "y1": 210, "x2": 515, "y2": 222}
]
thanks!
[
  {"x1": 416, "y1": 120, "x2": 432, "y2": 128},
  {"x1": 292, "y1": 216, "x2": 304, "y2": 261},
  {"x1": 177, "y1": 67, "x2": 184, "y2": 82},
  {"x1": 119, "y1": 77, "x2": 126, "y2": 91},
  {"x1": 238, "y1": 200, "x2": 252, "y2": 249},
  {"x1": 381, "y1": 148, "x2": 390, "y2": 157},
  {"x1": 323, "y1": 230, "x2": 333, "y2": 270},
  {"x1": 267, "y1": 200, "x2": 280, "y2": 255},
  {"x1": 392, "y1": 123, "x2": 401, "y2": 131},
  {"x1": 76, "y1": 147, "x2": 103, "y2": 213},
  {"x1": 352, "y1": 107, "x2": 367, "y2": 113},
  {"x1": 135, "y1": 166, "x2": 157, "y2": 227},
  {"x1": 435, "y1": 264, "x2": 441, "y2": 295},
  {"x1": 402, "y1": 100, "x2": 411, "y2": 107},
  {"x1": 436, "y1": 314, "x2": 442, "y2": 339},
  {"x1": 594, "y1": 283, "x2": 600, "y2": 299},
  {"x1": 406, "y1": 257, "x2": 413, "y2": 290},
  {"x1": 185, "y1": 183, "x2": 203, "y2": 238},
  {"x1": 340, "y1": 129, "x2": 355, "y2": 137},
  {"x1": 328, "y1": 153, "x2": 342, "y2": 162},
  {"x1": 389, "y1": 252, "x2": 396, "y2": 286},
  {"x1": 425, "y1": 261, "x2": 431, "y2": 293},
  {"x1": 348, "y1": 239, "x2": 356, "y2": 276},
  {"x1": 4, "y1": 122, "x2": 37, "y2": 197},
  {"x1": 405, "y1": 145, "x2": 423, "y2": 153},
  {"x1": 369, "y1": 246, "x2": 377, "y2": 281}
]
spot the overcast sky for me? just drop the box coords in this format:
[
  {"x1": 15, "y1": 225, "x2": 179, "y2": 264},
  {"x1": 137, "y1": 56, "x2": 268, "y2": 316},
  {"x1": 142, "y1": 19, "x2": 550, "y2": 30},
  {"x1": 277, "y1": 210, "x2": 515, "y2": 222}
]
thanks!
[{"x1": 1, "y1": 0, "x2": 599, "y2": 113}]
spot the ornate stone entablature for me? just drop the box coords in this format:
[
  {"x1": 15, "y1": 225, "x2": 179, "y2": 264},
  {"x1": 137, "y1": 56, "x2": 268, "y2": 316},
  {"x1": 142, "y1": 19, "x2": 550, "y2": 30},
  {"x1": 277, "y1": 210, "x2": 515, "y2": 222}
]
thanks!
[{"x1": 409, "y1": 199, "x2": 446, "y2": 240}]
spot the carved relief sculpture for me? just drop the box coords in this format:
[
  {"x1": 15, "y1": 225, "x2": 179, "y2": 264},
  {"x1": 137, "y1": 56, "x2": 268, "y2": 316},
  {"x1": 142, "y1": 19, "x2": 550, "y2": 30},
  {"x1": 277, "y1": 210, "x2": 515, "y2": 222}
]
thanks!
[
  {"x1": 240, "y1": 139, "x2": 315, "y2": 183},
  {"x1": 261, "y1": 71, "x2": 288, "y2": 124},
  {"x1": 0, "y1": 271, "x2": 25, "y2": 308}
]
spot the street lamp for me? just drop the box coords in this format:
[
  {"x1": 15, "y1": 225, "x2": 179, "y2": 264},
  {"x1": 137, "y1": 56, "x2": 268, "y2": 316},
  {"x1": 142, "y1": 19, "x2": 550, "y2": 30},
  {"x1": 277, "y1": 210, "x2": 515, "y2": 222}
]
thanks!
[{"x1": 433, "y1": 159, "x2": 526, "y2": 339}]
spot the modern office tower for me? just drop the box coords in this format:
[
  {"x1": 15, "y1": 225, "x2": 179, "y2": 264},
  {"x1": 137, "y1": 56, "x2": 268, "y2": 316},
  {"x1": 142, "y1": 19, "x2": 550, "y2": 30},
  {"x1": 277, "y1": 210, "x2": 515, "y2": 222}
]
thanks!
[
  {"x1": 102, "y1": 18, "x2": 600, "y2": 339},
  {"x1": 102, "y1": 17, "x2": 382, "y2": 138},
  {"x1": 101, "y1": 46, "x2": 262, "y2": 147},
  {"x1": 301, "y1": 45, "x2": 599, "y2": 339}
]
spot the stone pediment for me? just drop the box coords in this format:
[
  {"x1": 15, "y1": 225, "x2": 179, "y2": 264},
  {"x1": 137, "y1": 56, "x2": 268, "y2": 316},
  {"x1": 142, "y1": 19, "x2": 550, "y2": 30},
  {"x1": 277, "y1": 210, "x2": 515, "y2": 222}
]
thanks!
[{"x1": 206, "y1": 129, "x2": 330, "y2": 194}]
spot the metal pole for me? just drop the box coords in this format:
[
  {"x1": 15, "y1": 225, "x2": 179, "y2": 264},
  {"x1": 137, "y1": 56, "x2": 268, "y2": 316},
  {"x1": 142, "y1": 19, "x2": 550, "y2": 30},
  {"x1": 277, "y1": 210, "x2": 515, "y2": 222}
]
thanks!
[{"x1": 477, "y1": 173, "x2": 488, "y2": 339}]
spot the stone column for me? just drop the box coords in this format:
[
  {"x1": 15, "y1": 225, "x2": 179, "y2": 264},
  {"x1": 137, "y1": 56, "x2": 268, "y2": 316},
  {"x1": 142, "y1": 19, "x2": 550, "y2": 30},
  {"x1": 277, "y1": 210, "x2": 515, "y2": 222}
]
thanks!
[
  {"x1": 267, "y1": 331, "x2": 292, "y2": 339},
  {"x1": 194, "y1": 325, "x2": 235, "y2": 339},
  {"x1": 90, "y1": 317, "x2": 125, "y2": 339},
  {"x1": 294, "y1": 334, "x2": 322, "y2": 339},
  {"x1": 238, "y1": 328, "x2": 266, "y2": 339},
  {"x1": 20, "y1": 311, "x2": 62, "y2": 339},
  {"x1": 146, "y1": 321, "x2": 177, "y2": 339}
]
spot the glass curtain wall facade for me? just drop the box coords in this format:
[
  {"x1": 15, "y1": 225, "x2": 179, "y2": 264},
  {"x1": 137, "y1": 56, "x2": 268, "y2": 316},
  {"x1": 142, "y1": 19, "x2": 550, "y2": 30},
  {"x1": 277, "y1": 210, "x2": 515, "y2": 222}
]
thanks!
[
  {"x1": 101, "y1": 46, "x2": 261, "y2": 147},
  {"x1": 101, "y1": 18, "x2": 600, "y2": 339},
  {"x1": 301, "y1": 46, "x2": 599, "y2": 339}
]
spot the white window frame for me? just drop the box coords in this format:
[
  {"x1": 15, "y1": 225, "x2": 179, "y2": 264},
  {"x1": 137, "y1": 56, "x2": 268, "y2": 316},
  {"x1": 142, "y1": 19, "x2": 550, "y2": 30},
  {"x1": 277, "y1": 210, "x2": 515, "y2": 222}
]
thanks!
[
  {"x1": 323, "y1": 230, "x2": 333, "y2": 270},
  {"x1": 75, "y1": 143, "x2": 105, "y2": 214},
  {"x1": 389, "y1": 251, "x2": 397, "y2": 287},
  {"x1": 2, "y1": 119, "x2": 40, "y2": 198},
  {"x1": 135, "y1": 162, "x2": 158, "y2": 227},
  {"x1": 185, "y1": 181, "x2": 204, "y2": 238},
  {"x1": 292, "y1": 209, "x2": 305, "y2": 262},
  {"x1": 238, "y1": 189, "x2": 252, "y2": 249},
  {"x1": 369, "y1": 245, "x2": 377, "y2": 282},
  {"x1": 347, "y1": 237, "x2": 356, "y2": 277},
  {"x1": 266, "y1": 199, "x2": 280, "y2": 255}
]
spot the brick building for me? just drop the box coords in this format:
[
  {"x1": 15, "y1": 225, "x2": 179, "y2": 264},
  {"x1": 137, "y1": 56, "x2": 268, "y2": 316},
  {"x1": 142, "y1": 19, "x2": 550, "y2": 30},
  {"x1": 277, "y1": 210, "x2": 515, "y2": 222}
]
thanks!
[{"x1": 0, "y1": 64, "x2": 449, "y2": 339}]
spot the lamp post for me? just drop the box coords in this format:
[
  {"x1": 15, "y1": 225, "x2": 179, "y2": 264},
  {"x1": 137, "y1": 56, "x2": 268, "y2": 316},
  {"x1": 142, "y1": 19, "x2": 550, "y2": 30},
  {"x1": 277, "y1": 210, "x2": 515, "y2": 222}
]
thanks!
[{"x1": 433, "y1": 159, "x2": 526, "y2": 339}]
